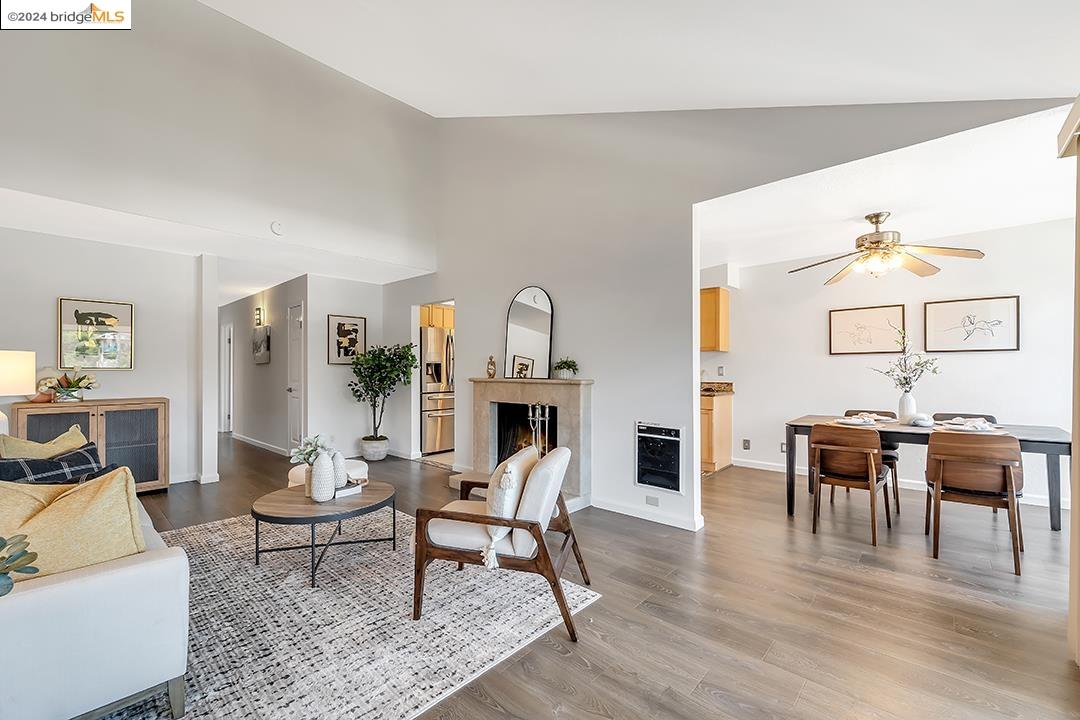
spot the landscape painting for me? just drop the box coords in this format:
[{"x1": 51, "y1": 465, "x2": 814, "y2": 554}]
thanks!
[
  {"x1": 328, "y1": 314, "x2": 366, "y2": 365},
  {"x1": 57, "y1": 297, "x2": 134, "y2": 370},
  {"x1": 924, "y1": 296, "x2": 1020, "y2": 352},
  {"x1": 828, "y1": 304, "x2": 905, "y2": 355}
]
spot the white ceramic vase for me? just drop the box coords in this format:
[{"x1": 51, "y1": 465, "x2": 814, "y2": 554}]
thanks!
[
  {"x1": 898, "y1": 391, "x2": 917, "y2": 424},
  {"x1": 310, "y1": 451, "x2": 335, "y2": 502},
  {"x1": 331, "y1": 451, "x2": 347, "y2": 489},
  {"x1": 554, "y1": 368, "x2": 574, "y2": 380}
]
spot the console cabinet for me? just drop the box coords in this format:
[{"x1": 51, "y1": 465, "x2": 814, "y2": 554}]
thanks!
[{"x1": 10, "y1": 397, "x2": 170, "y2": 492}]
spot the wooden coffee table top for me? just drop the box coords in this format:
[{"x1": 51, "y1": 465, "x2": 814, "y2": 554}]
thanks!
[{"x1": 251, "y1": 481, "x2": 395, "y2": 525}]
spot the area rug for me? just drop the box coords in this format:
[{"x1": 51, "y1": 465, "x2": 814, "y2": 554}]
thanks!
[{"x1": 108, "y1": 510, "x2": 600, "y2": 720}]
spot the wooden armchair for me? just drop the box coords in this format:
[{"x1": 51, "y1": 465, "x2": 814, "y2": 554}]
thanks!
[
  {"x1": 925, "y1": 431, "x2": 1024, "y2": 575},
  {"x1": 413, "y1": 447, "x2": 591, "y2": 641},
  {"x1": 810, "y1": 424, "x2": 892, "y2": 546}
]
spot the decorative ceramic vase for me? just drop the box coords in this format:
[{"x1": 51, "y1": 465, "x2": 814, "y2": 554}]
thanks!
[
  {"x1": 360, "y1": 438, "x2": 390, "y2": 461},
  {"x1": 898, "y1": 392, "x2": 917, "y2": 424},
  {"x1": 554, "y1": 368, "x2": 574, "y2": 380},
  {"x1": 310, "y1": 452, "x2": 335, "y2": 502},
  {"x1": 331, "y1": 451, "x2": 347, "y2": 489}
]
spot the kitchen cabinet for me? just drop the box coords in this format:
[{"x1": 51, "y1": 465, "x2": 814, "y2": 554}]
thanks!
[
  {"x1": 420, "y1": 304, "x2": 455, "y2": 329},
  {"x1": 700, "y1": 393, "x2": 732, "y2": 472},
  {"x1": 700, "y1": 287, "x2": 730, "y2": 352}
]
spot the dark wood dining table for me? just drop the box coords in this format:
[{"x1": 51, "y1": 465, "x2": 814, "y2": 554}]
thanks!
[{"x1": 784, "y1": 415, "x2": 1071, "y2": 531}]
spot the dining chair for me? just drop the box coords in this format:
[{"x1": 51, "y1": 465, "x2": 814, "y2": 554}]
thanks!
[
  {"x1": 931, "y1": 413, "x2": 1001, "y2": 514},
  {"x1": 809, "y1": 424, "x2": 892, "y2": 546},
  {"x1": 844, "y1": 409, "x2": 901, "y2": 513},
  {"x1": 925, "y1": 431, "x2": 1024, "y2": 575}
]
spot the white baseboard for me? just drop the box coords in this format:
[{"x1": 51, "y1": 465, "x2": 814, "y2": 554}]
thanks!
[
  {"x1": 170, "y1": 473, "x2": 197, "y2": 484},
  {"x1": 231, "y1": 432, "x2": 288, "y2": 456},
  {"x1": 452, "y1": 463, "x2": 473, "y2": 473},
  {"x1": 731, "y1": 459, "x2": 1070, "y2": 510},
  {"x1": 198, "y1": 473, "x2": 220, "y2": 485},
  {"x1": 388, "y1": 448, "x2": 421, "y2": 460},
  {"x1": 590, "y1": 498, "x2": 704, "y2": 532}
]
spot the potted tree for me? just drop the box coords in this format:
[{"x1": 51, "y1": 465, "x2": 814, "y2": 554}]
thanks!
[{"x1": 349, "y1": 343, "x2": 418, "y2": 461}]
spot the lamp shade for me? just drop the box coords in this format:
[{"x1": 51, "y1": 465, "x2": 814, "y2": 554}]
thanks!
[{"x1": 0, "y1": 351, "x2": 37, "y2": 396}]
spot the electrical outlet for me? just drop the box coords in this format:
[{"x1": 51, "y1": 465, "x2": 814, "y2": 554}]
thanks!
[
  {"x1": 780, "y1": 442, "x2": 787, "y2": 453},
  {"x1": 742, "y1": 439, "x2": 750, "y2": 451},
  {"x1": 646, "y1": 496, "x2": 660, "y2": 507},
  {"x1": 717, "y1": 365, "x2": 725, "y2": 377}
]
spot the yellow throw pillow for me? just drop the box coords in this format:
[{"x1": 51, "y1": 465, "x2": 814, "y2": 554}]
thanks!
[
  {"x1": 0, "y1": 467, "x2": 146, "y2": 582},
  {"x1": 0, "y1": 424, "x2": 88, "y2": 459}
]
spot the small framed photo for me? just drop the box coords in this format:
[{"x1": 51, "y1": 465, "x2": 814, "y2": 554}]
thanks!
[
  {"x1": 57, "y1": 297, "x2": 134, "y2": 370},
  {"x1": 327, "y1": 314, "x2": 367, "y2": 365},
  {"x1": 829, "y1": 304, "x2": 905, "y2": 355},
  {"x1": 253, "y1": 326, "x2": 271, "y2": 364},
  {"x1": 924, "y1": 296, "x2": 1020, "y2": 352},
  {"x1": 511, "y1": 354, "x2": 535, "y2": 378}
]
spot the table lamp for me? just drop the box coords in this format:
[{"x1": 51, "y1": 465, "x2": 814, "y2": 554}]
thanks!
[{"x1": 0, "y1": 351, "x2": 36, "y2": 435}]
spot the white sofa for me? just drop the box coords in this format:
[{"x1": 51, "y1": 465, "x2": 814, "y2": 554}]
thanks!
[{"x1": 0, "y1": 502, "x2": 189, "y2": 720}]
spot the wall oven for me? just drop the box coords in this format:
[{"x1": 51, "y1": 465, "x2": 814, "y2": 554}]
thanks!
[{"x1": 635, "y1": 422, "x2": 682, "y2": 493}]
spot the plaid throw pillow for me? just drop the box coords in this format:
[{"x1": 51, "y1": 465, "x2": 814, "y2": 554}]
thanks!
[{"x1": 0, "y1": 443, "x2": 113, "y2": 485}]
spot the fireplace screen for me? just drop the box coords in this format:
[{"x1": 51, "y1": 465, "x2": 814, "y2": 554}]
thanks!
[{"x1": 496, "y1": 402, "x2": 558, "y2": 465}]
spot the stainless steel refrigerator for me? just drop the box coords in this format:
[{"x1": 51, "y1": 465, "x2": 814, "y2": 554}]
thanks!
[{"x1": 420, "y1": 327, "x2": 454, "y2": 455}]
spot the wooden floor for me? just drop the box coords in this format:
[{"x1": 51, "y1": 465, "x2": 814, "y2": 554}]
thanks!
[{"x1": 143, "y1": 435, "x2": 1080, "y2": 719}]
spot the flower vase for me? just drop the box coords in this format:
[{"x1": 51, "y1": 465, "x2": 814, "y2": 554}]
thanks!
[
  {"x1": 53, "y1": 388, "x2": 83, "y2": 403},
  {"x1": 331, "y1": 451, "x2": 347, "y2": 489},
  {"x1": 898, "y1": 392, "x2": 917, "y2": 424},
  {"x1": 310, "y1": 452, "x2": 335, "y2": 502}
]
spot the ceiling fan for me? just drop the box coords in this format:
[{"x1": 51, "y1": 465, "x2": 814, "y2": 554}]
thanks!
[{"x1": 788, "y1": 212, "x2": 985, "y2": 285}]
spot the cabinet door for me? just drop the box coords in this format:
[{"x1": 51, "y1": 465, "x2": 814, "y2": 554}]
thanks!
[
  {"x1": 443, "y1": 306, "x2": 455, "y2": 329},
  {"x1": 700, "y1": 289, "x2": 719, "y2": 351},
  {"x1": 98, "y1": 403, "x2": 167, "y2": 491},
  {"x1": 19, "y1": 406, "x2": 97, "y2": 444},
  {"x1": 430, "y1": 305, "x2": 445, "y2": 328},
  {"x1": 700, "y1": 408, "x2": 714, "y2": 465},
  {"x1": 419, "y1": 305, "x2": 431, "y2": 327}
]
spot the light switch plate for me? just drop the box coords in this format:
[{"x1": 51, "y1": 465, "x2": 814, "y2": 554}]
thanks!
[
  {"x1": 717, "y1": 365, "x2": 725, "y2": 376},
  {"x1": 742, "y1": 439, "x2": 750, "y2": 450},
  {"x1": 780, "y1": 442, "x2": 786, "y2": 453}
]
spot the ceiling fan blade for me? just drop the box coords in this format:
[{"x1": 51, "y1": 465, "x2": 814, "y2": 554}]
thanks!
[
  {"x1": 899, "y1": 252, "x2": 940, "y2": 277},
  {"x1": 902, "y1": 244, "x2": 984, "y2": 259},
  {"x1": 824, "y1": 258, "x2": 861, "y2": 285},
  {"x1": 788, "y1": 250, "x2": 863, "y2": 274}
]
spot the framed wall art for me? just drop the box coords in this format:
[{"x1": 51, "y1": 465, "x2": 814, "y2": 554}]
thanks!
[
  {"x1": 924, "y1": 295, "x2": 1020, "y2": 352},
  {"x1": 57, "y1": 297, "x2": 134, "y2": 370},
  {"x1": 253, "y1": 326, "x2": 271, "y2": 364},
  {"x1": 327, "y1": 314, "x2": 367, "y2": 365},
  {"x1": 828, "y1": 304, "x2": 905, "y2": 355}
]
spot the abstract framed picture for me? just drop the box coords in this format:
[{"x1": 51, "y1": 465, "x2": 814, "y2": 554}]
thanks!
[
  {"x1": 328, "y1": 314, "x2": 367, "y2": 365},
  {"x1": 924, "y1": 296, "x2": 1020, "y2": 352},
  {"x1": 828, "y1": 304, "x2": 905, "y2": 355},
  {"x1": 253, "y1": 326, "x2": 271, "y2": 365},
  {"x1": 511, "y1": 354, "x2": 535, "y2": 379},
  {"x1": 57, "y1": 297, "x2": 134, "y2": 370}
]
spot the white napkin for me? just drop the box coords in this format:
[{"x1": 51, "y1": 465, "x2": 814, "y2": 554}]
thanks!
[
  {"x1": 962, "y1": 418, "x2": 993, "y2": 432},
  {"x1": 837, "y1": 416, "x2": 874, "y2": 426}
]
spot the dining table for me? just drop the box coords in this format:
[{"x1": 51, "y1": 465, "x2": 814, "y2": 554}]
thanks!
[{"x1": 784, "y1": 415, "x2": 1071, "y2": 531}]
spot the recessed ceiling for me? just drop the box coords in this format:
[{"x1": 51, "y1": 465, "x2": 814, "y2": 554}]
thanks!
[
  {"x1": 197, "y1": 0, "x2": 1079, "y2": 117},
  {"x1": 696, "y1": 105, "x2": 1076, "y2": 270}
]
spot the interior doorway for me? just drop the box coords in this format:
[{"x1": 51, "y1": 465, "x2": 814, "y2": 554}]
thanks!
[
  {"x1": 287, "y1": 303, "x2": 305, "y2": 449},
  {"x1": 219, "y1": 323, "x2": 233, "y2": 432}
]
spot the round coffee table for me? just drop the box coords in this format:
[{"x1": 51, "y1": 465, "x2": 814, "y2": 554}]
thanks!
[{"x1": 251, "y1": 481, "x2": 396, "y2": 587}]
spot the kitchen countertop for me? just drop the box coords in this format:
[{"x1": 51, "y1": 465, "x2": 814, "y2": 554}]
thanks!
[{"x1": 701, "y1": 381, "x2": 733, "y2": 396}]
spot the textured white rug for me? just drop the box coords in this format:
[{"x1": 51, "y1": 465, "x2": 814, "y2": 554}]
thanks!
[{"x1": 109, "y1": 510, "x2": 599, "y2": 720}]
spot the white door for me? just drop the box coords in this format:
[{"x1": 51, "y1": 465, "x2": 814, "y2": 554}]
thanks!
[
  {"x1": 287, "y1": 304, "x2": 304, "y2": 448},
  {"x1": 220, "y1": 324, "x2": 233, "y2": 432}
]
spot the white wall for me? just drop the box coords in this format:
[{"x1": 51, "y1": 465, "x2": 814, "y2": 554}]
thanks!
[
  {"x1": 305, "y1": 275, "x2": 384, "y2": 456},
  {"x1": 382, "y1": 99, "x2": 1063, "y2": 532},
  {"x1": 218, "y1": 276, "x2": 307, "y2": 454},
  {"x1": 0, "y1": 229, "x2": 199, "y2": 482},
  {"x1": 724, "y1": 219, "x2": 1074, "y2": 507}
]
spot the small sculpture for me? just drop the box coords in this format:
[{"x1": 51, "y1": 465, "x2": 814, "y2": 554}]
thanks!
[{"x1": 486, "y1": 355, "x2": 497, "y2": 378}]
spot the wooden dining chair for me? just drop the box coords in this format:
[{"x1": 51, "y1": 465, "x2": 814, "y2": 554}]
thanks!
[
  {"x1": 809, "y1": 424, "x2": 892, "y2": 546},
  {"x1": 931, "y1": 413, "x2": 1001, "y2": 514},
  {"x1": 925, "y1": 431, "x2": 1024, "y2": 575},
  {"x1": 843, "y1": 409, "x2": 901, "y2": 513}
]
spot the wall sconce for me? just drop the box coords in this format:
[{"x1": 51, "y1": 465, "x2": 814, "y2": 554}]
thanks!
[{"x1": 254, "y1": 307, "x2": 264, "y2": 327}]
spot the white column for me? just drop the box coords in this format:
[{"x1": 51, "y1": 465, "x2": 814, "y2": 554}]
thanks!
[{"x1": 197, "y1": 254, "x2": 220, "y2": 484}]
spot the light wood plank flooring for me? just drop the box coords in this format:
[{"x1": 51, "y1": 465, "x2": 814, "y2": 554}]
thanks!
[{"x1": 143, "y1": 435, "x2": 1080, "y2": 719}]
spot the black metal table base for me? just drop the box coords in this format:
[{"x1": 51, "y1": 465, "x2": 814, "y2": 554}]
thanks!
[{"x1": 254, "y1": 502, "x2": 397, "y2": 587}]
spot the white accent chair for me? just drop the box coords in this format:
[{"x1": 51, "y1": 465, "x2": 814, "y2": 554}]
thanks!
[
  {"x1": 412, "y1": 447, "x2": 591, "y2": 640},
  {"x1": 1, "y1": 502, "x2": 189, "y2": 720}
]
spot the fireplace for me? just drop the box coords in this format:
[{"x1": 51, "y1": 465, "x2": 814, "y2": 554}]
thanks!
[{"x1": 495, "y1": 402, "x2": 558, "y2": 465}]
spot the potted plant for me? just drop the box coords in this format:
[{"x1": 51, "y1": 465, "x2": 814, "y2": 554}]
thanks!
[
  {"x1": 873, "y1": 325, "x2": 940, "y2": 423},
  {"x1": 552, "y1": 357, "x2": 579, "y2": 380},
  {"x1": 38, "y1": 369, "x2": 98, "y2": 403},
  {"x1": 289, "y1": 434, "x2": 330, "y2": 497},
  {"x1": 0, "y1": 534, "x2": 39, "y2": 597},
  {"x1": 349, "y1": 343, "x2": 418, "y2": 461}
]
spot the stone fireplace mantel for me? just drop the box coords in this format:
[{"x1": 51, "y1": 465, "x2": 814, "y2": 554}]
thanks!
[{"x1": 468, "y1": 377, "x2": 592, "y2": 509}]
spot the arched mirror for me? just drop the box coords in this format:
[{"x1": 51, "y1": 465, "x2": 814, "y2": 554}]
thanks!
[{"x1": 504, "y1": 286, "x2": 553, "y2": 378}]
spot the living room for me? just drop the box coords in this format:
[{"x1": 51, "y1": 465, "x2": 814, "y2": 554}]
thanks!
[{"x1": 2, "y1": 2, "x2": 1080, "y2": 719}]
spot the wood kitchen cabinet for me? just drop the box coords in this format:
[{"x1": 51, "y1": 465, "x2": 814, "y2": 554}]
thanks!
[
  {"x1": 700, "y1": 287, "x2": 730, "y2": 352},
  {"x1": 11, "y1": 397, "x2": 170, "y2": 492},
  {"x1": 701, "y1": 393, "x2": 732, "y2": 472},
  {"x1": 420, "y1": 304, "x2": 455, "y2": 329}
]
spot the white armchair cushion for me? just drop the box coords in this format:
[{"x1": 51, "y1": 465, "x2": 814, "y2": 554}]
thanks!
[
  {"x1": 426, "y1": 500, "x2": 522, "y2": 557},
  {"x1": 485, "y1": 446, "x2": 537, "y2": 541},
  {"x1": 513, "y1": 448, "x2": 571, "y2": 558}
]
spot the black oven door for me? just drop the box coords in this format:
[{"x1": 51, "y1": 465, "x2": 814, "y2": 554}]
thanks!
[{"x1": 637, "y1": 433, "x2": 680, "y2": 492}]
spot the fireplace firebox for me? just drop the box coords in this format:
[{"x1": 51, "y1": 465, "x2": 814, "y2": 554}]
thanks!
[{"x1": 495, "y1": 402, "x2": 558, "y2": 465}]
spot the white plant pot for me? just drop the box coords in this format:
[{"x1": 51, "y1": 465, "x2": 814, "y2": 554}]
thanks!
[
  {"x1": 361, "y1": 438, "x2": 390, "y2": 461},
  {"x1": 310, "y1": 452, "x2": 336, "y2": 502},
  {"x1": 898, "y1": 392, "x2": 917, "y2": 424},
  {"x1": 554, "y1": 368, "x2": 575, "y2": 380}
]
